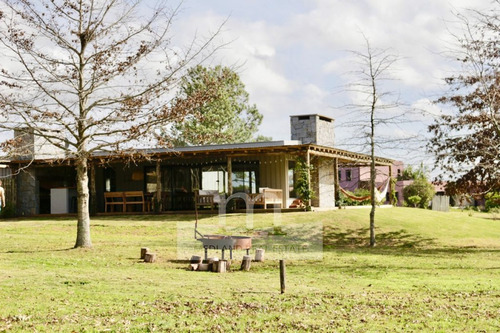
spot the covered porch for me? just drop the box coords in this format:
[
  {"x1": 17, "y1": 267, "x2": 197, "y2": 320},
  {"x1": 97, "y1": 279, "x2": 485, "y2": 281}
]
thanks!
[{"x1": 11, "y1": 141, "x2": 394, "y2": 216}]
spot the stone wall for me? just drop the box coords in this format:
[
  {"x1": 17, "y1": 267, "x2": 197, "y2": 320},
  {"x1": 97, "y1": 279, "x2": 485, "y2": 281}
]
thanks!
[
  {"x1": 317, "y1": 157, "x2": 335, "y2": 208},
  {"x1": 290, "y1": 114, "x2": 335, "y2": 147},
  {"x1": 17, "y1": 169, "x2": 38, "y2": 216}
]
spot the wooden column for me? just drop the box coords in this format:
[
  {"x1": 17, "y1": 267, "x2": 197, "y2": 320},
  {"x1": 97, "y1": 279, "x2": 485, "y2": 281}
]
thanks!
[
  {"x1": 227, "y1": 156, "x2": 233, "y2": 196},
  {"x1": 306, "y1": 150, "x2": 311, "y2": 209},
  {"x1": 388, "y1": 164, "x2": 393, "y2": 205},
  {"x1": 155, "y1": 159, "x2": 162, "y2": 212},
  {"x1": 89, "y1": 161, "x2": 96, "y2": 216},
  {"x1": 333, "y1": 157, "x2": 339, "y2": 204}
]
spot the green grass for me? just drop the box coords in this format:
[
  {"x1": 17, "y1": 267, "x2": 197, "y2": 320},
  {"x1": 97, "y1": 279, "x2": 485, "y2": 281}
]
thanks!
[{"x1": 0, "y1": 208, "x2": 499, "y2": 332}]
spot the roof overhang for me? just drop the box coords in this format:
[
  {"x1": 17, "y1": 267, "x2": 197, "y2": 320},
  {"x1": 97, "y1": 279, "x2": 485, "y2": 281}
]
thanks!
[{"x1": 6, "y1": 141, "x2": 394, "y2": 167}]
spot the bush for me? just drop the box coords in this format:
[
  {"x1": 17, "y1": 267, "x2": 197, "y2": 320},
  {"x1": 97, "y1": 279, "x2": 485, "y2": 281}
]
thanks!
[
  {"x1": 408, "y1": 195, "x2": 421, "y2": 208},
  {"x1": 403, "y1": 179, "x2": 435, "y2": 209},
  {"x1": 485, "y1": 192, "x2": 500, "y2": 212}
]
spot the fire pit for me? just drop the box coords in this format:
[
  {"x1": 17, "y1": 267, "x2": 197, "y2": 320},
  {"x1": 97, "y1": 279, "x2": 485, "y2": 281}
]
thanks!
[
  {"x1": 197, "y1": 235, "x2": 252, "y2": 260},
  {"x1": 194, "y1": 200, "x2": 252, "y2": 260}
]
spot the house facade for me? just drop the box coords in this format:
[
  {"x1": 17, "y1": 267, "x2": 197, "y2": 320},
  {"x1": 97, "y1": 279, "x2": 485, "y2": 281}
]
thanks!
[
  {"x1": 338, "y1": 161, "x2": 406, "y2": 205},
  {"x1": 7, "y1": 114, "x2": 395, "y2": 216}
]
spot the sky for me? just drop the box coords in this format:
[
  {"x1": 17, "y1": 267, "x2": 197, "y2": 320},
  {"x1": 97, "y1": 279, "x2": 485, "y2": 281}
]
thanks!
[{"x1": 172, "y1": 0, "x2": 493, "y2": 171}]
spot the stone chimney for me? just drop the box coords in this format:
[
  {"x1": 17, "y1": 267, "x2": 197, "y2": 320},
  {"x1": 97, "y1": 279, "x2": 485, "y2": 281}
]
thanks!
[
  {"x1": 14, "y1": 128, "x2": 67, "y2": 160},
  {"x1": 290, "y1": 114, "x2": 335, "y2": 147}
]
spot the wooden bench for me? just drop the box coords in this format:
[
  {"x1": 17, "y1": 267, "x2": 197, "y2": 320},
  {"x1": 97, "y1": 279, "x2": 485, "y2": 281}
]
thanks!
[
  {"x1": 250, "y1": 188, "x2": 283, "y2": 209},
  {"x1": 195, "y1": 190, "x2": 223, "y2": 210},
  {"x1": 104, "y1": 191, "x2": 146, "y2": 212}
]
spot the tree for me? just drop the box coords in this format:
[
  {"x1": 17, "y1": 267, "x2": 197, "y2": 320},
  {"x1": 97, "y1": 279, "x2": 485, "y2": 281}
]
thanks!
[
  {"x1": 168, "y1": 65, "x2": 263, "y2": 146},
  {"x1": 0, "y1": 0, "x2": 222, "y2": 248},
  {"x1": 345, "y1": 36, "x2": 401, "y2": 247},
  {"x1": 403, "y1": 179, "x2": 435, "y2": 209},
  {"x1": 429, "y1": 1, "x2": 500, "y2": 196}
]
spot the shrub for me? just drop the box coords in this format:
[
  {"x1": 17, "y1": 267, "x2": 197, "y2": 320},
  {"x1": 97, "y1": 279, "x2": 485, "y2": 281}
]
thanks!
[
  {"x1": 403, "y1": 179, "x2": 435, "y2": 209},
  {"x1": 485, "y1": 192, "x2": 500, "y2": 212},
  {"x1": 408, "y1": 195, "x2": 422, "y2": 208}
]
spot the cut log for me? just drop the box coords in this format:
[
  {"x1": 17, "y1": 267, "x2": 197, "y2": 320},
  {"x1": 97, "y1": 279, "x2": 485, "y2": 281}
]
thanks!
[
  {"x1": 216, "y1": 260, "x2": 227, "y2": 273},
  {"x1": 188, "y1": 263, "x2": 199, "y2": 271},
  {"x1": 207, "y1": 257, "x2": 219, "y2": 272},
  {"x1": 198, "y1": 263, "x2": 209, "y2": 271},
  {"x1": 240, "y1": 255, "x2": 252, "y2": 271},
  {"x1": 140, "y1": 247, "x2": 150, "y2": 259},
  {"x1": 254, "y1": 248, "x2": 265, "y2": 262},
  {"x1": 144, "y1": 253, "x2": 157, "y2": 263},
  {"x1": 190, "y1": 255, "x2": 202, "y2": 264}
]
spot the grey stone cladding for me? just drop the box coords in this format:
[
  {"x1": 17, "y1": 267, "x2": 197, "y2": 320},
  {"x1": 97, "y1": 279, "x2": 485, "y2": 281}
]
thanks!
[{"x1": 290, "y1": 114, "x2": 335, "y2": 147}]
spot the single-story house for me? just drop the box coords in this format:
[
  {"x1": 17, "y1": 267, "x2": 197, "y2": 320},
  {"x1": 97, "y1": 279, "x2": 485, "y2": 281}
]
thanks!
[{"x1": 6, "y1": 114, "x2": 395, "y2": 216}]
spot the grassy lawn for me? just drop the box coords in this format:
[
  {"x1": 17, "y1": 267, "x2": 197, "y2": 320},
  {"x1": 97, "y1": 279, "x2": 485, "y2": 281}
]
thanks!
[{"x1": 0, "y1": 208, "x2": 499, "y2": 332}]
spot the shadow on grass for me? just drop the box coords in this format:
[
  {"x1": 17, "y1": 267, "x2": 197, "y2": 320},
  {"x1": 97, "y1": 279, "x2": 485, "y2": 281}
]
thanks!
[
  {"x1": 324, "y1": 226, "x2": 436, "y2": 249},
  {"x1": 3, "y1": 247, "x2": 75, "y2": 254}
]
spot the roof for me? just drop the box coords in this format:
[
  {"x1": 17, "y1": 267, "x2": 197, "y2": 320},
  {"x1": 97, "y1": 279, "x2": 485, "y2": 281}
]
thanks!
[{"x1": 9, "y1": 140, "x2": 393, "y2": 166}]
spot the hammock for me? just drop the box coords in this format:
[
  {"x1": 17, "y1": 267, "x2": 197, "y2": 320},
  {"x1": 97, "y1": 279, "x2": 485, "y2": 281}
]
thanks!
[{"x1": 339, "y1": 178, "x2": 390, "y2": 202}]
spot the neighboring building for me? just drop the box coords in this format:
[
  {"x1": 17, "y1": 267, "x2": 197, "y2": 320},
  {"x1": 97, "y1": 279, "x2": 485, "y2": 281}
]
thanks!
[
  {"x1": 339, "y1": 161, "x2": 406, "y2": 205},
  {"x1": 5, "y1": 114, "x2": 395, "y2": 216}
]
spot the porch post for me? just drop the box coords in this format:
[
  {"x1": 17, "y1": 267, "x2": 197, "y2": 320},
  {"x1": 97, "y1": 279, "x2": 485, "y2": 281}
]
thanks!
[
  {"x1": 388, "y1": 164, "x2": 393, "y2": 205},
  {"x1": 333, "y1": 157, "x2": 339, "y2": 204},
  {"x1": 306, "y1": 150, "x2": 311, "y2": 208},
  {"x1": 155, "y1": 159, "x2": 162, "y2": 213},
  {"x1": 89, "y1": 160, "x2": 96, "y2": 216},
  {"x1": 227, "y1": 156, "x2": 232, "y2": 196}
]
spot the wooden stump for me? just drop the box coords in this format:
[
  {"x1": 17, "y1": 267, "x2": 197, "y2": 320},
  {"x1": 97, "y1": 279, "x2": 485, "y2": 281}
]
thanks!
[
  {"x1": 140, "y1": 247, "x2": 150, "y2": 259},
  {"x1": 240, "y1": 255, "x2": 252, "y2": 271},
  {"x1": 144, "y1": 253, "x2": 157, "y2": 263},
  {"x1": 198, "y1": 263, "x2": 209, "y2": 271},
  {"x1": 215, "y1": 260, "x2": 227, "y2": 273},
  {"x1": 207, "y1": 257, "x2": 218, "y2": 272},
  {"x1": 188, "y1": 263, "x2": 199, "y2": 271},
  {"x1": 255, "y1": 248, "x2": 265, "y2": 262}
]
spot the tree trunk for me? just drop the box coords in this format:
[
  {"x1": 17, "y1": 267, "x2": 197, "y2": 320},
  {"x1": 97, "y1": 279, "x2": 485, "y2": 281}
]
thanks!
[
  {"x1": 74, "y1": 157, "x2": 92, "y2": 248},
  {"x1": 369, "y1": 62, "x2": 377, "y2": 248}
]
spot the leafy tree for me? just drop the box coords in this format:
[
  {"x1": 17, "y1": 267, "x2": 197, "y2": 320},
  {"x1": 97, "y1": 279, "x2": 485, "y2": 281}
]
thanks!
[
  {"x1": 407, "y1": 195, "x2": 422, "y2": 208},
  {"x1": 398, "y1": 164, "x2": 428, "y2": 181},
  {"x1": 169, "y1": 65, "x2": 263, "y2": 146},
  {"x1": 428, "y1": 1, "x2": 500, "y2": 196},
  {"x1": 0, "y1": 0, "x2": 221, "y2": 248},
  {"x1": 403, "y1": 179, "x2": 435, "y2": 209}
]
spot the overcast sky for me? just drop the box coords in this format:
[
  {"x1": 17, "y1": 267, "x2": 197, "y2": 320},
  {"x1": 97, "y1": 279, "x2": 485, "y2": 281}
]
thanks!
[{"x1": 173, "y1": 0, "x2": 493, "y2": 169}]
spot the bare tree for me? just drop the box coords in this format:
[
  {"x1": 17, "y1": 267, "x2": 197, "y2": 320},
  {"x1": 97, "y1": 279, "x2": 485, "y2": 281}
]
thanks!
[
  {"x1": 0, "y1": 0, "x2": 223, "y2": 248},
  {"x1": 343, "y1": 37, "x2": 405, "y2": 247}
]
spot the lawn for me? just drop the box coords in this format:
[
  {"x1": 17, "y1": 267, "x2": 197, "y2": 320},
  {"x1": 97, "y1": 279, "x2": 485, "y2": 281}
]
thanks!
[{"x1": 0, "y1": 208, "x2": 499, "y2": 332}]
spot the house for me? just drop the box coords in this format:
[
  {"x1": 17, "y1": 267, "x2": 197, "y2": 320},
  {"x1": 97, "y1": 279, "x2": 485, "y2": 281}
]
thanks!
[
  {"x1": 338, "y1": 161, "x2": 405, "y2": 205},
  {"x1": 6, "y1": 114, "x2": 395, "y2": 216}
]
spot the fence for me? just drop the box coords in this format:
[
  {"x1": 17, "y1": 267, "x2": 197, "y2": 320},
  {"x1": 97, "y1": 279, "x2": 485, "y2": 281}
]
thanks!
[{"x1": 432, "y1": 195, "x2": 449, "y2": 212}]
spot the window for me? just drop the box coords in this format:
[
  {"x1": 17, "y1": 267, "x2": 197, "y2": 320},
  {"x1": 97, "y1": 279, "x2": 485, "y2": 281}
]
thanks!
[
  {"x1": 202, "y1": 165, "x2": 226, "y2": 193},
  {"x1": 346, "y1": 170, "x2": 352, "y2": 181},
  {"x1": 145, "y1": 167, "x2": 157, "y2": 193},
  {"x1": 104, "y1": 168, "x2": 116, "y2": 192},
  {"x1": 232, "y1": 162, "x2": 259, "y2": 194}
]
